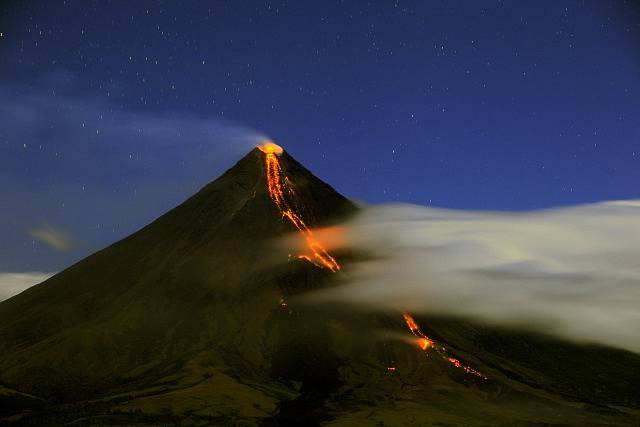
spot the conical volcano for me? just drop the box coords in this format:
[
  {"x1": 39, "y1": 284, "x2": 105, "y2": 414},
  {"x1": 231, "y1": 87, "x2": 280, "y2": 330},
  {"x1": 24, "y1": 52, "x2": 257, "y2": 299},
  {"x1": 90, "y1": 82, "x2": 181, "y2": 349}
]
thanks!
[
  {"x1": 1, "y1": 146, "x2": 639, "y2": 426},
  {"x1": 0, "y1": 146, "x2": 356, "y2": 396}
]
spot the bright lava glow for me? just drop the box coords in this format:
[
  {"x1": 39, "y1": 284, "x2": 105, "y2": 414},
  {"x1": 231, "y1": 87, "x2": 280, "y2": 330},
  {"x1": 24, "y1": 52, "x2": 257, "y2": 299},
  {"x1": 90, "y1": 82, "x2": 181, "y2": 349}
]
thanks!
[
  {"x1": 258, "y1": 141, "x2": 284, "y2": 155},
  {"x1": 418, "y1": 337, "x2": 432, "y2": 351},
  {"x1": 260, "y1": 142, "x2": 340, "y2": 272},
  {"x1": 403, "y1": 313, "x2": 486, "y2": 379}
]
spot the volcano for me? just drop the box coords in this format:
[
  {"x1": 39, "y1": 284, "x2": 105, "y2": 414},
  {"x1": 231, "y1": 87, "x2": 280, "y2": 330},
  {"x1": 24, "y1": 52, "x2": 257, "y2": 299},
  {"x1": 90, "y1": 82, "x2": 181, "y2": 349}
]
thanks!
[{"x1": 1, "y1": 146, "x2": 639, "y2": 426}]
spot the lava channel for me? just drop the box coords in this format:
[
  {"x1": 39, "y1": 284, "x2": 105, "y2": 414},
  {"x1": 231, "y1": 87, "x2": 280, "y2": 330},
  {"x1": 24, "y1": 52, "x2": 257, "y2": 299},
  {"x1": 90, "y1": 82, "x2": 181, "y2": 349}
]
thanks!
[
  {"x1": 259, "y1": 141, "x2": 340, "y2": 272},
  {"x1": 403, "y1": 313, "x2": 486, "y2": 379}
]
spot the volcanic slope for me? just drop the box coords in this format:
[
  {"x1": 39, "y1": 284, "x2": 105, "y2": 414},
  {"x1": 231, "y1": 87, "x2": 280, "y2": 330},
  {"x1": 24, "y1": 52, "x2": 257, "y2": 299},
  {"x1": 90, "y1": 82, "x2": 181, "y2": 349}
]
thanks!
[{"x1": 0, "y1": 146, "x2": 639, "y2": 426}]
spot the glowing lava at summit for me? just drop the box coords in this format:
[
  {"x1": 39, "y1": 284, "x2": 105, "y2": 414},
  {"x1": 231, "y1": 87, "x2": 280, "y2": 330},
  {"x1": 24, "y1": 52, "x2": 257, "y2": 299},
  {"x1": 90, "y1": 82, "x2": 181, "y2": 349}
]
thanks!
[
  {"x1": 259, "y1": 141, "x2": 340, "y2": 272},
  {"x1": 258, "y1": 141, "x2": 284, "y2": 155}
]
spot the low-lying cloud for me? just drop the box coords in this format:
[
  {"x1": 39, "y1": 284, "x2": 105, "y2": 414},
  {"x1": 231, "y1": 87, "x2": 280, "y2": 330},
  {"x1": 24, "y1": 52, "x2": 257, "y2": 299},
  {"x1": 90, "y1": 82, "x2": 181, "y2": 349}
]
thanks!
[
  {"x1": 0, "y1": 272, "x2": 53, "y2": 301},
  {"x1": 303, "y1": 200, "x2": 640, "y2": 354}
]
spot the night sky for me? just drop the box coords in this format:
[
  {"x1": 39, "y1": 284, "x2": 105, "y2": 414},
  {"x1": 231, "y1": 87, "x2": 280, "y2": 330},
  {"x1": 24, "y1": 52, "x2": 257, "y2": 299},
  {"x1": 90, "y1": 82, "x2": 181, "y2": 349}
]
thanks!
[{"x1": 1, "y1": 1, "x2": 640, "y2": 274}]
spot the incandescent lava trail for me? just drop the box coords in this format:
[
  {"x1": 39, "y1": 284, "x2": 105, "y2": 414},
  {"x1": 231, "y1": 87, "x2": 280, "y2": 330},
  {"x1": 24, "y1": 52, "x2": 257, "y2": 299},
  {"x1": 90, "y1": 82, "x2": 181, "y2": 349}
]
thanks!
[
  {"x1": 258, "y1": 141, "x2": 484, "y2": 378},
  {"x1": 258, "y1": 141, "x2": 340, "y2": 272},
  {"x1": 403, "y1": 313, "x2": 435, "y2": 351},
  {"x1": 403, "y1": 313, "x2": 486, "y2": 379}
]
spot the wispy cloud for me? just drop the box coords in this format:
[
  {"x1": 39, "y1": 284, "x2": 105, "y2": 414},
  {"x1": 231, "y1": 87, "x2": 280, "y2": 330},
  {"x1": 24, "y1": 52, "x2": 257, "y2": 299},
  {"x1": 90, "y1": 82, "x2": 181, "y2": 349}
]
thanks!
[
  {"x1": 0, "y1": 71, "x2": 266, "y2": 273},
  {"x1": 27, "y1": 226, "x2": 73, "y2": 251},
  {"x1": 302, "y1": 200, "x2": 640, "y2": 354}
]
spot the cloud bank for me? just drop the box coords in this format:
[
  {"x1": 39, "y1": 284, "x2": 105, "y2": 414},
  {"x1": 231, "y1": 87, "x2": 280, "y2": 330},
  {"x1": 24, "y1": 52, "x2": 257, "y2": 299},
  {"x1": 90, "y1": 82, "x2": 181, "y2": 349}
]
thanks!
[
  {"x1": 0, "y1": 272, "x2": 53, "y2": 302},
  {"x1": 305, "y1": 200, "x2": 640, "y2": 354}
]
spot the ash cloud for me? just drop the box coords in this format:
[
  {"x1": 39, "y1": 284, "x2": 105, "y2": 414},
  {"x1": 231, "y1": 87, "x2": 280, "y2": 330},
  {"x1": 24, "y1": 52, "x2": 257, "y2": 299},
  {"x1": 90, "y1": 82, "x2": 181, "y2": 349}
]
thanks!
[{"x1": 306, "y1": 200, "x2": 640, "y2": 354}]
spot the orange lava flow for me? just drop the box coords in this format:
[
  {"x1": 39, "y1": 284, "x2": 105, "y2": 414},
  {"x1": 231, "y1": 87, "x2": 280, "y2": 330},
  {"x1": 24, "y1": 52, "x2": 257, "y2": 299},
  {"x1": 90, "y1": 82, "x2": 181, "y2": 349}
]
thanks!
[
  {"x1": 403, "y1": 313, "x2": 436, "y2": 349},
  {"x1": 260, "y1": 143, "x2": 340, "y2": 272},
  {"x1": 447, "y1": 356, "x2": 486, "y2": 377},
  {"x1": 418, "y1": 337, "x2": 432, "y2": 351},
  {"x1": 259, "y1": 142, "x2": 483, "y2": 379},
  {"x1": 402, "y1": 313, "x2": 486, "y2": 379}
]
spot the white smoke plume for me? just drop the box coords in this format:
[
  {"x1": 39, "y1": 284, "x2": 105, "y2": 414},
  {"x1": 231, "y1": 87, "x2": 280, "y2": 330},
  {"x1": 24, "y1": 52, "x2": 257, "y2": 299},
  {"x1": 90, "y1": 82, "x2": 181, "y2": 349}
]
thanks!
[
  {"x1": 1, "y1": 72, "x2": 267, "y2": 275},
  {"x1": 305, "y1": 200, "x2": 640, "y2": 354}
]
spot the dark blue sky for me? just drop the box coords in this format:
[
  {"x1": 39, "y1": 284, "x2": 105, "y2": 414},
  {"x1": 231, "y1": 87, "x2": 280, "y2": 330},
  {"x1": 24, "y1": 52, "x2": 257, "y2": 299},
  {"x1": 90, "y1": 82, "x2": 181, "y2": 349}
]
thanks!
[{"x1": 1, "y1": 1, "x2": 640, "y2": 272}]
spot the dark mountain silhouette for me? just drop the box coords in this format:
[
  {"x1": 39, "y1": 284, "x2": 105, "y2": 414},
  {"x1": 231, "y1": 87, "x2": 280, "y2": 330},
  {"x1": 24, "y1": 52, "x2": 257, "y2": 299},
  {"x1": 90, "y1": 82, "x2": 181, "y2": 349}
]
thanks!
[{"x1": 1, "y1": 147, "x2": 639, "y2": 426}]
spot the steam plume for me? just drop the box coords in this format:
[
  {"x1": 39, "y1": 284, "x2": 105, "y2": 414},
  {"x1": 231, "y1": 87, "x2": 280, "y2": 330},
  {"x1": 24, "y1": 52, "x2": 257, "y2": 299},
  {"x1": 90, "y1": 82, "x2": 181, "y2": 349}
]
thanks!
[{"x1": 305, "y1": 200, "x2": 640, "y2": 354}]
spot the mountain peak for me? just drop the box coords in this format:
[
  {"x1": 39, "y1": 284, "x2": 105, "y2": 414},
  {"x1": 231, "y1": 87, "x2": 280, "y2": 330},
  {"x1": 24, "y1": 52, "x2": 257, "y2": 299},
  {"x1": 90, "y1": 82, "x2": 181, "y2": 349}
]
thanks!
[
  {"x1": 215, "y1": 143, "x2": 356, "y2": 232},
  {"x1": 0, "y1": 144, "x2": 357, "y2": 402}
]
